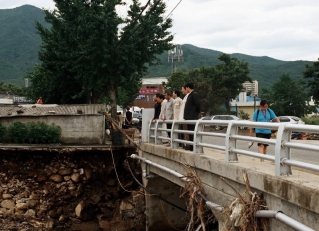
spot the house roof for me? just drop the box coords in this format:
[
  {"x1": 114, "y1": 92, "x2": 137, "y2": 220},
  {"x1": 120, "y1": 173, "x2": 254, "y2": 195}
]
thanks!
[{"x1": 0, "y1": 104, "x2": 106, "y2": 117}]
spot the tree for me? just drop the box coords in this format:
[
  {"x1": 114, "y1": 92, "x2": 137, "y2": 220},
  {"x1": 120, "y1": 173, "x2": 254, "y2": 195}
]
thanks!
[
  {"x1": 166, "y1": 68, "x2": 223, "y2": 115},
  {"x1": 28, "y1": 0, "x2": 174, "y2": 119},
  {"x1": 214, "y1": 54, "x2": 251, "y2": 114},
  {"x1": 304, "y1": 58, "x2": 319, "y2": 104},
  {"x1": 261, "y1": 73, "x2": 314, "y2": 117},
  {"x1": 166, "y1": 55, "x2": 251, "y2": 115}
]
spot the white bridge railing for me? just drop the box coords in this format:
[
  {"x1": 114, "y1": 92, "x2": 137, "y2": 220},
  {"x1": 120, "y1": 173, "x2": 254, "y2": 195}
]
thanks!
[{"x1": 148, "y1": 119, "x2": 319, "y2": 177}]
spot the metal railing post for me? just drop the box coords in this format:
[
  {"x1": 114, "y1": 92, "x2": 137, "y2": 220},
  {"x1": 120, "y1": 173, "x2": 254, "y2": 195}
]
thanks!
[
  {"x1": 225, "y1": 120, "x2": 238, "y2": 162},
  {"x1": 171, "y1": 121, "x2": 179, "y2": 149},
  {"x1": 154, "y1": 120, "x2": 162, "y2": 145},
  {"x1": 275, "y1": 123, "x2": 292, "y2": 176},
  {"x1": 193, "y1": 120, "x2": 203, "y2": 154},
  {"x1": 148, "y1": 120, "x2": 154, "y2": 144}
]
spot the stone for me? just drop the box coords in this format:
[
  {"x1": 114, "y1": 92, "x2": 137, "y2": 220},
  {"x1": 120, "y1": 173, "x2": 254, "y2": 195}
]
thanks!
[
  {"x1": 49, "y1": 174, "x2": 63, "y2": 183},
  {"x1": 28, "y1": 199, "x2": 38, "y2": 208},
  {"x1": 58, "y1": 169, "x2": 73, "y2": 175},
  {"x1": 107, "y1": 179, "x2": 116, "y2": 186},
  {"x1": 85, "y1": 169, "x2": 96, "y2": 181},
  {"x1": 132, "y1": 192, "x2": 144, "y2": 202},
  {"x1": 59, "y1": 215, "x2": 68, "y2": 222},
  {"x1": 29, "y1": 194, "x2": 40, "y2": 200},
  {"x1": 37, "y1": 174, "x2": 48, "y2": 182},
  {"x1": 2, "y1": 193, "x2": 12, "y2": 199},
  {"x1": 45, "y1": 220, "x2": 54, "y2": 229},
  {"x1": 48, "y1": 209, "x2": 59, "y2": 218},
  {"x1": 75, "y1": 201, "x2": 94, "y2": 221},
  {"x1": 71, "y1": 173, "x2": 81, "y2": 183},
  {"x1": 97, "y1": 215, "x2": 109, "y2": 230},
  {"x1": 1, "y1": 200, "x2": 15, "y2": 209},
  {"x1": 91, "y1": 194, "x2": 100, "y2": 204},
  {"x1": 16, "y1": 203, "x2": 28, "y2": 210},
  {"x1": 25, "y1": 209, "x2": 36, "y2": 217},
  {"x1": 120, "y1": 200, "x2": 134, "y2": 210}
]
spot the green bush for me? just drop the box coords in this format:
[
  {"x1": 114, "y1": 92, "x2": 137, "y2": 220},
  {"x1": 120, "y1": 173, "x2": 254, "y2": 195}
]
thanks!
[
  {"x1": 46, "y1": 123, "x2": 62, "y2": 144},
  {"x1": 4, "y1": 122, "x2": 61, "y2": 144},
  {"x1": 28, "y1": 122, "x2": 61, "y2": 144},
  {"x1": 7, "y1": 122, "x2": 28, "y2": 143},
  {"x1": 302, "y1": 117, "x2": 319, "y2": 125},
  {"x1": 0, "y1": 123, "x2": 6, "y2": 142}
]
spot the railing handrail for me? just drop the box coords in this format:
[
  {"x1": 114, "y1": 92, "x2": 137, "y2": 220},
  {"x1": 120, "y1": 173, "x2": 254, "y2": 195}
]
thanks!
[{"x1": 147, "y1": 118, "x2": 319, "y2": 176}]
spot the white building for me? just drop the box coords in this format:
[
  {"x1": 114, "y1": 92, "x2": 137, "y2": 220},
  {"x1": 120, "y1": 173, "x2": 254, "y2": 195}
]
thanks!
[{"x1": 243, "y1": 80, "x2": 258, "y2": 96}]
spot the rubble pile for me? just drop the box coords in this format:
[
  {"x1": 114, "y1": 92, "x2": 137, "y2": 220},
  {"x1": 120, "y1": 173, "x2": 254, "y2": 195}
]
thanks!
[{"x1": 0, "y1": 151, "x2": 145, "y2": 231}]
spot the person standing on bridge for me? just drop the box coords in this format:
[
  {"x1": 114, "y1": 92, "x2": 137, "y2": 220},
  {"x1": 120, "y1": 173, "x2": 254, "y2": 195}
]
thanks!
[
  {"x1": 152, "y1": 93, "x2": 164, "y2": 121},
  {"x1": 249, "y1": 99, "x2": 280, "y2": 161},
  {"x1": 173, "y1": 89, "x2": 183, "y2": 147},
  {"x1": 184, "y1": 82, "x2": 201, "y2": 151},
  {"x1": 164, "y1": 90, "x2": 174, "y2": 138}
]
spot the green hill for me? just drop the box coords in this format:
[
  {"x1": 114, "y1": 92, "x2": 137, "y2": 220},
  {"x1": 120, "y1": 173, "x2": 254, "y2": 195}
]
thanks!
[
  {"x1": 0, "y1": 5, "x2": 48, "y2": 85},
  {"x1": 0, "y1": 5, "x2": 314, "y2": 91}
]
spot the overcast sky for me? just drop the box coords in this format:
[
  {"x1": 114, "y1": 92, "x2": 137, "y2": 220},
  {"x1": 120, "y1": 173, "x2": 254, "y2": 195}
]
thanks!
[{"x1": 1, "y1": 0, "x2": 319, "y2": 61}]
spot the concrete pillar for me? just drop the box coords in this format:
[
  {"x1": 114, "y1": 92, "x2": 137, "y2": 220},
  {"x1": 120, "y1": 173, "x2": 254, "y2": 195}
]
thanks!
[
  {"x1": 142, "y1": 109, "x2": 154, "y2": 143},
  {"x1": 144, "y1": 176, "x2": 187, "y2": 231}
]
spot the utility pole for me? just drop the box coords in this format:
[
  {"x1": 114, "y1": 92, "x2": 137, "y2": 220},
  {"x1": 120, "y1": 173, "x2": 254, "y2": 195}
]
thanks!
[{"x1": 168, "y1": 45, "x2": 183, "y2": 73}]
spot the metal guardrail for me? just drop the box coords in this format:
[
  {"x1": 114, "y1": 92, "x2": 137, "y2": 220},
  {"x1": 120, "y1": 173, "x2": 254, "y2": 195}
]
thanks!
[{"x1": 148, "y1": 119, "x2": 319, "y2": 176}]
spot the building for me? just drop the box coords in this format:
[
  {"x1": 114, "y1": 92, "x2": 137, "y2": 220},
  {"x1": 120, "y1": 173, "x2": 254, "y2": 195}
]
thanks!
[
  {"x1": 0, "y1": 104, "x2": 106, "y2": 144},
  {"x1": 243, "y1": 80, "x2": 258, "y2": 96},
  {"x1": 133, "y1": 77, "x2": 168, "y2": 108},
  {"x1": 230, "y1": 91, "x2": 260, "y2": 120}
]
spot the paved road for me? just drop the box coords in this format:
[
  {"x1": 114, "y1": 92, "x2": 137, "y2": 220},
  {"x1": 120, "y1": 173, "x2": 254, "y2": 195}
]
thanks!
[{"x1": 202, "y1": 134, "x2": 319, "y2": 166}]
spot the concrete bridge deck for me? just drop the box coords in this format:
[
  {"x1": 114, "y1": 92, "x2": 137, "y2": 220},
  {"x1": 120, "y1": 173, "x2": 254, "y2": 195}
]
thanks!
[{"x1": 139, "y1": 142, "x2": 319, "y2": 231}]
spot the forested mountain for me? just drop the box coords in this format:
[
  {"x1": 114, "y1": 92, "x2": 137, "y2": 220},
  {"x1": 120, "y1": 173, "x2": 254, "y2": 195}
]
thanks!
[
  {"x1": 0, "y1": 5, "x2": 314, "y2": 90},
  {"x1": 145, "y1": 44, "x2": 312, "y2": 90},
  {"x1": 0, "y1": 5, "x2": 50, "y2": 85}
]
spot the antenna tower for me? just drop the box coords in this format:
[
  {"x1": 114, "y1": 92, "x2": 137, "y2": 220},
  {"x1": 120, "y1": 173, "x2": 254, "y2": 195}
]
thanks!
[{"x1": 168, "y1": 45, "x2": 183, "y2": 73}]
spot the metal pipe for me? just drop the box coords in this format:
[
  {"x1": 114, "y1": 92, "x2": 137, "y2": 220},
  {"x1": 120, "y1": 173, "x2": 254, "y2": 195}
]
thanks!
[
  {"x1": 131, "y1": 154, "x2": 315, "y2": 230},
  {"x1": 256, "y1": 211, "x2": 315, "y2": 231},
  {"x1": 130, "y1": 154, "x2": 188, "y2": 181},
  {"x1": 281, "y1": 159, "x2": 319, "y2": 172}
]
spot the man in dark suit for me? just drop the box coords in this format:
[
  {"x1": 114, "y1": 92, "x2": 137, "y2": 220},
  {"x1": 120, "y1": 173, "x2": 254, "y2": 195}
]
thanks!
[
  {"x1": 183, "y1": 82, "x2": 201, "y2": 151},
  {"x1": 152, "y1": 93, "x2": 164, "y2": 121}
]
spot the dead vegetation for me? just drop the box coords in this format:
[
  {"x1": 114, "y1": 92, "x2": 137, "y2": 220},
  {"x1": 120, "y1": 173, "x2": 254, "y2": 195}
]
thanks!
[
  {"x1": 221, "y1": 173, "x2": 269, "y2": 231},
  {"x1": 180, "y1": 164, "x2": 217, "y2": 231}
]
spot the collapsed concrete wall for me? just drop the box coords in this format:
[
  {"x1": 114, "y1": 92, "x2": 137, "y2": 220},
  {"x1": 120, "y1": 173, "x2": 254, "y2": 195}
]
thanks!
[{"x1": 0, "y1": 150, "x2": 145, "y2": 231}]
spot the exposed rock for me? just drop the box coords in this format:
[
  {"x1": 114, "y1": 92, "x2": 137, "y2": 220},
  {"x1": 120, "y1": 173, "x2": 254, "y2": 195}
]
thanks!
[
  {"x1": 45, "y1": 220, "x2": 55, "y2": 229},
  {"x1": 132, "y1": 192, "x2": 144, "y2": 202},
  {"x1": 49, "y1": 174, "x2": 63, "y2": 183},
  {"x1": 37, "y1": 174, "x2": 48, "y2": 182},
  {"x1": 48, "y1": 209, "x2": 59, "y2": 218},
  {"x1": 25, "y1": 209, "x2": 36, "y2": 217},
  {"x1": 58, "y1": 169, "x2": 73, "y2": 175},
  {"x1": 1, "y1": 200, "x2": 15, "y2": 209},
  {"x1": 71, "y1": 173, "x2": 81, "y2": 183},
  {"x1": 84, "y1": 168, "x2": 94, "y2": 181},
  {"x1": 75, "y1": 201, "x2": 94, "y2": 221},
  {"x1": 3, "y1": 193, "x2": 12, "y2": 199},
  {"x1": 107, "y1": 178, "x2": 116, "y2": 186},
  {"x1": 16, "y1": 203, "x2": 28, "y2": 210},
  {"x1": 120, "y1": 200, "x2": 134, "y2": 210}
]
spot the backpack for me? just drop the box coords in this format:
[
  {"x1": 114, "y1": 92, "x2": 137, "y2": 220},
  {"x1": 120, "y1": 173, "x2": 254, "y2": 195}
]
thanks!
[{"x1": 254, "y1": 108, "x2": 270, "y2": 132}]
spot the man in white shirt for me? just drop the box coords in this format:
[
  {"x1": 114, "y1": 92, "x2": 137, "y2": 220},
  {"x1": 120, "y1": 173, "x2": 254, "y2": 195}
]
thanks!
[
  {"x1": 164, "y1": 90, "x2": 174, "y2": 138},
  {"x1": 173, "y1": 89, "x2": 183, "y2": 120}
]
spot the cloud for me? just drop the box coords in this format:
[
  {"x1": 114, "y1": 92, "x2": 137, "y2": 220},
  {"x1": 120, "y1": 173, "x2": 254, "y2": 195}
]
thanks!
[{"x1": 2, "y1": 0, "x2": 319, "y2": 61}]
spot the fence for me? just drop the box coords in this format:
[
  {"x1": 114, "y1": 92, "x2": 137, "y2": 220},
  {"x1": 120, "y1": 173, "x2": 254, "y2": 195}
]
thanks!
[{"x1": 148, "y1": 119, "x2": 319, "y2": 177}]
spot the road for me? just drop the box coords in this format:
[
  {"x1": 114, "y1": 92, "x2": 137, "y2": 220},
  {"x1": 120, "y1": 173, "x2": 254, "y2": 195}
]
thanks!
[{"x1": 202, "y1": 132, "x2": 319, "y2": 166}]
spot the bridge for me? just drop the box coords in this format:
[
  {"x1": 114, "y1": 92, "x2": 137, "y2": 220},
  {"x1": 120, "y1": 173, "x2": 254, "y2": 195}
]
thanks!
[{"x1": 132, "y1": 109, "x2": 319, "y2": 231}]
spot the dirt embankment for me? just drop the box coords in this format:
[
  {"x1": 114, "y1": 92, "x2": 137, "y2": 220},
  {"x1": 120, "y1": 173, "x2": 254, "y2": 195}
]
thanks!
[{"x1": 0, "y1": 150, "x2": 144, "y2": 231}]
